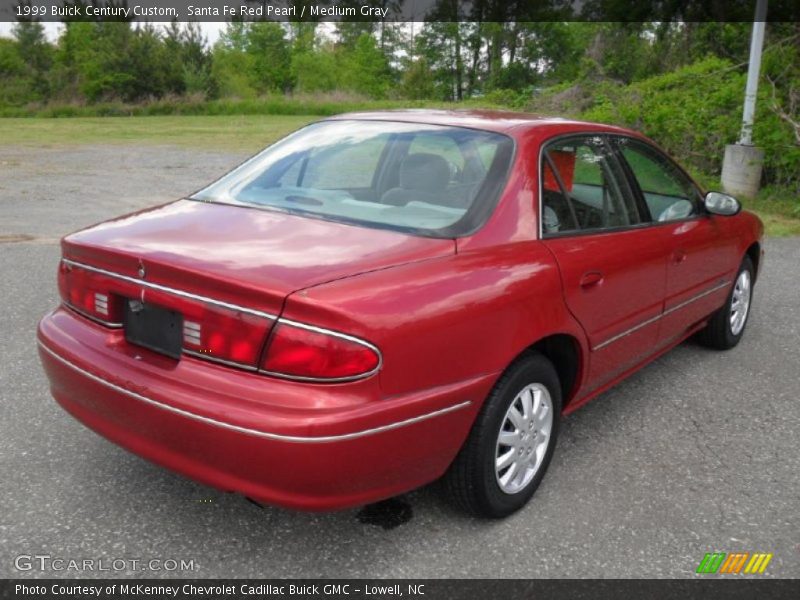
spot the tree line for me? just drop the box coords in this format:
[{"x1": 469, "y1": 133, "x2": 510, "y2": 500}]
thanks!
[{"x1": 0, "y1": 17, "x2": 795, "y2": 106}]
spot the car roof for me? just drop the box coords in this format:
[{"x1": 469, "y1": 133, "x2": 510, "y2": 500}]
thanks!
[{"x1": 325, "y1": 109, "x2": 635, "y2": 137}]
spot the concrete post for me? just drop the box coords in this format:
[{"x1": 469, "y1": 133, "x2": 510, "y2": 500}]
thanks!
[
  {"x1": 721, "y1": 0, "x2": 768, "y2": 199},
  {"x1": 721, "y1": 144, "x2": 766, "y2": 199}
]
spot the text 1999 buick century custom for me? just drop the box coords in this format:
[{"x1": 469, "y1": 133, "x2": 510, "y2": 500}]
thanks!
[{"x1": 38, "y1": 111, "x2": 763, "y2": 517}]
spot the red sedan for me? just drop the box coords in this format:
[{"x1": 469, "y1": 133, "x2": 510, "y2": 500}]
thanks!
[{"x1": 38, "y1": 111, "x2": 763, "y2": 517}]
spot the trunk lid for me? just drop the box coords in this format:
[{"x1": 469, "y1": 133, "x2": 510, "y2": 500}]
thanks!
[{"x1": 62, "y1": 199, "x2": 455, "y2": 316}]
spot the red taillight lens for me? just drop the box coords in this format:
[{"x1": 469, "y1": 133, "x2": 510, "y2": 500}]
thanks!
[
  {"x1": 59, "y1": 261, "x2": 123, "y2": 323},
  {"x1": 180, "y1": 308, "x2": 268, "y2": 366},
  {"x1": 261, "y1": 324, "x2": 380, "y2": 380},
  {"x1": 141, "y1": 287, "x2": 270, "y2": 367}
]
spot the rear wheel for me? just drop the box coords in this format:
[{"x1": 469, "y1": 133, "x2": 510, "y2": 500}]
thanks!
[
  {"x1": 444, "y1": 353, "x2": 561, "y2": 518},
  {"x1": 698, "y1": 256, "x2": 754, "y2": 350}
]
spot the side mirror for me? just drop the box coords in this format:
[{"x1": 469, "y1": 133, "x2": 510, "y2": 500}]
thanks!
[{"x1": 704, "y1": 191, "x2": 741, "y2": 216}]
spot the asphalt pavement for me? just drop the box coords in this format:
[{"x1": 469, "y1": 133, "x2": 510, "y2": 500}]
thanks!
[{"x1": 1, "y1": 144, "x2": 798, "y2": 578}]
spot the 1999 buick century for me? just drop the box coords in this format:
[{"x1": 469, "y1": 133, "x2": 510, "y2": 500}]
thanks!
[{"x1": 38, "y1": 111, "x2": 763, "y2": 517}]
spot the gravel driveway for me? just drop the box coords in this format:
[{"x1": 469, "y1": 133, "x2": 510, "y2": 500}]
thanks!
[{"x1": 1, "y1": 144, "x2": 798, "y2": 578}]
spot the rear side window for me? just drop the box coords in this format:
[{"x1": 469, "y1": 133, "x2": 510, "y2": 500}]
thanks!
[
  {"x1": 616, "y1": 137, "x2": 702, "y2": 222},
  {"x1": 541, "y1": 135, "x2": 640, "y2": 236}
]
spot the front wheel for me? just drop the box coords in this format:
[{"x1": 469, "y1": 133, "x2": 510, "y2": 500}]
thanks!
[
  {"x1": 698, "y1": 256, "x2": 754, "y2": 350},
  {"x1": 444, "y1": 353, "x2": 561, "y2": 518}
]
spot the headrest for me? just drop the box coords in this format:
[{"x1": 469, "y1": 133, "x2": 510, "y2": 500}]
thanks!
[
  {"x1": 543, "y1": 150, "x2": 575, "y2": 193},
  {"x1": 400, "y1": 153, "x2": 451, "y2": 192}
]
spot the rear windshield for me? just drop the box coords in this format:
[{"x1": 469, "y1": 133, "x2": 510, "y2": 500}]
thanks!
[{"x1": 191, "y1": 120, "x2": 514, "y2": 237}]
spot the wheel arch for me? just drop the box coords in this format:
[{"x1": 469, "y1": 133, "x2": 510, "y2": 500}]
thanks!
[{"x1": 517, "y1": 333, "x2": 584, "y2": 412}]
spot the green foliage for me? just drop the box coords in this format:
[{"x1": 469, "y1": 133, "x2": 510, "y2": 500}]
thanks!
[
  {"x1": 571, "y1": 55, "x2": 799, "y2": 191},
  {"x1": 209, "y1": 22, "x2": 292, "y2": 97},
  {"x1": 400, "y1": 58, "x2": 435, "y2": 100},
  {"x1": 338, "y1": 33, "x2": 393, "y2": 98},
  {"x1": 414, "y1": 22, "x2": 464, "y2": 100},
  {"x1": 9, "y1": 21, "x2": 52, "y2": 100},
  {"x1": 245, "y1": 22, "x2": 292, "y2": 93},
  {"x1": 480, "y1": 88, "x2": 530, "y2": 110},
  {"x1": 0, "y1": 38, "x2": 24, "y2": 76},
  {"x1": 0, "y1": 38, "x2": 30, "y2": 105},
  {"x1": 212, "y1": 26, "x2": 257, "y2": 99},
  {"x1": 292, "y1": 44, "x2": 339, "y2": 94}
]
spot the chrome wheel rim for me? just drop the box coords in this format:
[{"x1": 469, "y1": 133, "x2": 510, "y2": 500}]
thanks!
[
  {"x1": 729, "y1": 270, "x2": 751, "y2": 336},
  {"x1": 495, "y1": 383, "x2": 553, "y2": 495}
]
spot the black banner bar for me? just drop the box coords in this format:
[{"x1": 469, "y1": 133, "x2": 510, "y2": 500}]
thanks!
[
  {"x1": 2, "y1": 580, "x2": 800, "y2": 600},
  {"x1": 1, "y1": 0, "x2": 799, "y2": 23}
]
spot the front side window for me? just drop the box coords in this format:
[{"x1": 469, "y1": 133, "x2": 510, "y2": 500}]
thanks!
[
  {"x1": 541, "y1": 135, "x2": 640, "y2": 236},
  {"x1": 192, "y1": 120, "x2": 514, "y2": 237},
  {"x1": 615, "y1": 137, "x2": 702, "y2": 222}
]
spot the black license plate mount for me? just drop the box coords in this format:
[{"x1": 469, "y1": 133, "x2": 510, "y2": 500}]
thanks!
[{"x1": 124, "y1": 300, "x2": 183, "y2": 360}]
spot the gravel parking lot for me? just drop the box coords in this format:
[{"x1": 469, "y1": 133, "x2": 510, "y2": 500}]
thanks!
[{"x1": 1, "y1": 144, "x2": 798, "y2": 578}]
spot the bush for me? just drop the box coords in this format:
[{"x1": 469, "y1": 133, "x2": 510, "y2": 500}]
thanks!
[{"x1": 531, "y1": 57, "x2": 799, "y2": 190}]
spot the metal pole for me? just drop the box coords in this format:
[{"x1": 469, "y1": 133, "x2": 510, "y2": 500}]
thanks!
[{"x1": 738, "y1": 0, "x2": 768, "y2": 145}]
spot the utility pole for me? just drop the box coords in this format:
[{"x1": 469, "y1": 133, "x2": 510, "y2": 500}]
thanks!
[{"x1": 721, "y1": 0, "x2": 768, "y2": 198}]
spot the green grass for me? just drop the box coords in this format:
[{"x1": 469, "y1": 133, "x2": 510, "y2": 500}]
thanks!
[
  {"x1": 739, "y1": 186, "x2": 800, "y2": 237},
  {"x1": 0, "y1": 115, "x2": 317, "y2": 152}
]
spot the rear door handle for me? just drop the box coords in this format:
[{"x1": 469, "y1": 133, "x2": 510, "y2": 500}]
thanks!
[
  {"x1": 673, "y1": 248, "x2": 688, "y2": 264},
  {"x1": 579, "y1": 271, "x2": 604, "y2": 287}
]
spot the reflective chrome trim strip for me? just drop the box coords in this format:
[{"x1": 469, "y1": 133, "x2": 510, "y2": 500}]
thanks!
[
  {"x1": 259, "y1": 367, "x2": 377, "y2": 384},
  {"x1": 593, "y1": 313, "x2": 663, "y2": 351},
  {"x1": 63, "y1": 302, "x2": 123, "y2": 329},
  {"x1": 592, "y1": 280, "x2": 730, "y2": 351},
  {"x1": 663, "y1": 280, "x2": 730, "y2": 316},
  {"x1": 38, "y1": 341, "x2": 469, "y2": 444},
  {"x1": 182, "y1": 349, "x2": 258, "y2": 372},
  {"x1": 62, "y1": 259, "x2": 277, "y2": 320}
]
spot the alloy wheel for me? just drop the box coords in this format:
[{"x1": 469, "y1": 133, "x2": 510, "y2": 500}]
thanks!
[
  {"x1": 495, "y1": 383, "x2": 553, "y2": 494},
  {"x1": 730, "y1": 270, "x2": 751, "y2": 336}
]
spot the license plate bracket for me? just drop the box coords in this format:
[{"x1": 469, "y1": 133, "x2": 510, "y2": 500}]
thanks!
[{"x1": 124, "y1": 300, "x2": 183, "y2": 360}]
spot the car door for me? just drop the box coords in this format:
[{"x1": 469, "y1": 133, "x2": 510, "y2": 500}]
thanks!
[
  {"x1": 540, "y1": 134, "x2": 668, "y2": 392},
  {"x1": 612, "y1": 137, "x2": 739, "y2": 342}
]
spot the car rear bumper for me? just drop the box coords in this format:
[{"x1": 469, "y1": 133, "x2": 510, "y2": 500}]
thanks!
[{"x1": 38, "y1": 307, "x2": 493, "y2": 510}]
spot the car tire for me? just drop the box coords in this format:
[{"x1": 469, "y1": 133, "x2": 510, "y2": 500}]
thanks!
[
  {"x1": 444, "y1": 353, "x2": 561, "y2": 518},
  {"x1": 698, "y1": 256, "x2": 754, "y2": 350}
]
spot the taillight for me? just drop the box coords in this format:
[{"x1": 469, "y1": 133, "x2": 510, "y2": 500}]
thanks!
[
  {"x1": 59, "y1": 261, "x2": 123, "y2": 324},
  {"x1": 58, "y1": 260, "x2": 269, "y2": 367},
  {"x1": 179, "y1": 309, "x2": 268, "y2": 366},
  {"x1": 260, "y1": 323, "x2": 380, "y2": 381},
  {"x1": 57, "y1": 261, "x2": 379, "y2": 379}
]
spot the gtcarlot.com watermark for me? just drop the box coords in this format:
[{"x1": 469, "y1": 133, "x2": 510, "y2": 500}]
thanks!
[{"x1": 14, "y1": 554, "x2": 197, "y2": 573}]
